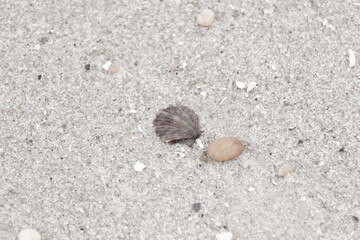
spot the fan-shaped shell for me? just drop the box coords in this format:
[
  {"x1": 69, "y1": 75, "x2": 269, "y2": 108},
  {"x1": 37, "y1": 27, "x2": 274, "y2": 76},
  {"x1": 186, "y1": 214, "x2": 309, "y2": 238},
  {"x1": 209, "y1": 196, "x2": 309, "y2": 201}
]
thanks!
[{"x1": 153, "y1": 105, "x2": 200, "y2": 146}]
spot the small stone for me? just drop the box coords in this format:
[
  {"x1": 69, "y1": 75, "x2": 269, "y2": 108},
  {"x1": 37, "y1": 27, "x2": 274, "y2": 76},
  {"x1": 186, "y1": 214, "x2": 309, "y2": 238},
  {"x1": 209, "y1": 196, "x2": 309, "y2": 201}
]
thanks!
[
  {"x1": 199, "y1": 154, "x2": 206, "y2": 162},
  {"x1": 108, "y1": 65, "x2": 117, "y2": 73},
  {"x1": 197, "y1": 9, "x2": 215, "y2": 27},
  {"x1": 138, "y1": 125, "x2": 143, "y2": 132},
  {"x1": 192, "y1": 203, "x2": 201, "y2": 212},
  {"x1": 102, "y1": 61, "x2": 111, "y2": 71},
  {"x1": 247, "y1": 82, "x2": 257, "y2": 92},
  {"x1": 134, "y1": 161, "x2": 146, "y2": 172},
  {"x1": 85, "y1": 64, "x2": 90, "y2": 70},
  {"x1": 207, "y1": 137, "x2": 243, "y2": 162},
  {"x1": 236, "y1": 81, "x2": 246, "y2": 89},
  {"x1": 37, "y1": 75, "x2": 42, "y2": 80},
  {"x1": 263, "y1": 5, "x2": 275, "y2": 14},
  {"x1": 277, "y1": 162, "x2": 295, "y2": 177},
  {"x1": 271, "y1": 178, "x2": 278, "y2": 186},
  {"x1": 18, "y1": 228, "x2": 41, "y2": 240},
  {"x1": 216, "y1": 231, "x2": 233, "y2": 240},
  {"x1": 349, "y1": 49, "x2": 356, "y2": 67},
  {"x1": 196, "y1": 139, "x2": 204, "y2": 149}
]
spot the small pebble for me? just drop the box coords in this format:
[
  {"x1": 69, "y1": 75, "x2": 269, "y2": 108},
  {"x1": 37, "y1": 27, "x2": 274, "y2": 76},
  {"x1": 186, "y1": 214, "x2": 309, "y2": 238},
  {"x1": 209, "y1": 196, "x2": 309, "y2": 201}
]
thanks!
[
  {"x1": 37, "y1": 75, "x2": 42, "y2": 80},
  {"x1": 216, "y1": 231, "x2": 233, "y2": 240},
  {"x1": 277, "y1": 162, "x2": 295, "y2": 177},
  {"x1": 236, "y1": 81, "x2": 246, "y2": 89},
  {"x1": 108, "y1": 65, "x2": 117, "y2": 73},
  {"x1": 134, "y1": 161, "x2": 146, "y2": 172},
  {"x1": 263, "y1": 5, "x2": 275, "y2": 14},
  {"x1": 18, "y1": 229, "x2": 41, "y2": 240},
  {"x1": 247, "y1": 82, "x2": 257, "y2": 92},
  {"x1": 197, "y1": 9, "x2": 215, "y2": 27},
  {"x1": 196, "y1": 139, "x2": 204, "y2": 149},
  {"x1": 85, "y1": 64, "x2": 90, "y2": 70},
  {"x1": 102, "y1": 61, "x2": 111, "y2": 71},
  {"x1": 192, "y1": 203, "x2": 201, "y2": 212},
  {"x1": 220, "y1": 97, "x2": 227, "y2": 104},
  {"x1": 271, "y1": 178, "x2": 278, "y2": 186},
  {"x1": 207, "y1": 137, "x2": 243, "y2": 162},
  {"x1": 138, "y1": 125, "x2": 143, "y2": 132},
  {"x1": 349, "y1": 49, "x2": 356, "y2": 67}
]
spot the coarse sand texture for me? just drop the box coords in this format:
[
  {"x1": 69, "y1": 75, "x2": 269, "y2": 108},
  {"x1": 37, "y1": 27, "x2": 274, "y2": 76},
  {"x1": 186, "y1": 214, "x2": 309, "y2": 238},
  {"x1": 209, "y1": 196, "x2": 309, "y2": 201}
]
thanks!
[{"x1": 1, "y1": 1, "x2": 360, "y2": 239}]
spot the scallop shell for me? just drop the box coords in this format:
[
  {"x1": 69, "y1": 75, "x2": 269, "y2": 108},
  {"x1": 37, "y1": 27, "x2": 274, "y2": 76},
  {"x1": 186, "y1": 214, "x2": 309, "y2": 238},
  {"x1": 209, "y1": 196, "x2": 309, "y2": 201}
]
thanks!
[{"x1": 153, "y1": 105, "x2": 201, "y2": 146}]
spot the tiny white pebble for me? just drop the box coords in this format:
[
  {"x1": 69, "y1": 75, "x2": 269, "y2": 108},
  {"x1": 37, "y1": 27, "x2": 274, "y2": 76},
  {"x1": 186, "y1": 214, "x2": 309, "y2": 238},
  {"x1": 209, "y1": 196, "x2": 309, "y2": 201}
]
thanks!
[
  {"x1": 197, "y1": 9, "x2": 215, "y2": 27},
  {"x1": 34, "y1": 44, "x2": 41, "y2": 50},
  {"x1": 236, "y1": 81, "x2": 246, "y2": 89},
  {"x1": 277, "y1": 162, "x2": 295, "y2": 177},
  {"x1": 220, "y1": 97, "x2": 227, "y2": 104},
  {"x1": 349, "y1": 49, "x2": 356, "y2": 67},
  {"x1": 196, "y1": 139, "x2": 204, "y2": 149},
  {"x1": 247, "y1": 82, "x2": 257, "y2": 92},
  {"x1": 129, "y1": 109, "x2": 137, "y2": 113},
  {"x1": 138, "y1": 125, "x2": 143, "y2": 132},
  {"x1": 102, "y1": 61, "x2": 112, "y2": 71},
  {"x1": 271, "y1": 178, "x2": 278, "y2": 186},
  {"x1": 318, "y1": 161, "x2": 325, "y2": 166},
  {"x1": 134, "y1": 161, "x2": 146, "y2": 172},
  {"x1": 18, "y1": 229, "x2": 41, "y2": 240},
  {"x1": 200, "y1": 91, "x2": 207, "y2": 97},
  {"x1": 216, "y1": 231, "x2": 233, "y2": 240},
  {"x1": 263, "y1": 6, "x2": 275, "y2": 14},
  {"x1": 248, "y1": 186, "x2": 255, "y2": 192}
]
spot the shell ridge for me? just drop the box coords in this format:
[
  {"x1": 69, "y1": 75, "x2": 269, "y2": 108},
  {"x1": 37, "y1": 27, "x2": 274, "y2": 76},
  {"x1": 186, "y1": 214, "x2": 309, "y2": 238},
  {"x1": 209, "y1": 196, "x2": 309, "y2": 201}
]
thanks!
[
  {"x1": 170, "y1": 106, "x2": 198, "y2": 134},
  {"x1": 153, "y1": 105, "x2": 200, "y2": 146}
]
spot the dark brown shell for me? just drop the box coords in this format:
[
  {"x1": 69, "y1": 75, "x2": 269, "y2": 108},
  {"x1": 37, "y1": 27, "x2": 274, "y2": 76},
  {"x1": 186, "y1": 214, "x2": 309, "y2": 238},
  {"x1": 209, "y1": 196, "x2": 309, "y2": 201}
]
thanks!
[{"x1": 153, "y1": 105, "x2": 201, "y2": 146}]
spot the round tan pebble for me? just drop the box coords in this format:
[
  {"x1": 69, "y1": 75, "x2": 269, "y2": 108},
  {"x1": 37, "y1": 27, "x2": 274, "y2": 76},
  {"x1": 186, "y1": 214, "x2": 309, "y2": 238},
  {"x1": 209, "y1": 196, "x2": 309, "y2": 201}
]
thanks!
[
  {"x1": 197, "y1": 9, "x2": 215, "y2": 27},
  {"x1": 207, "y1": 137, "x2": 243, "y2": 162},
  {"x1": 277, "y1": 162, "x2": 295, "y2": 177}
]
